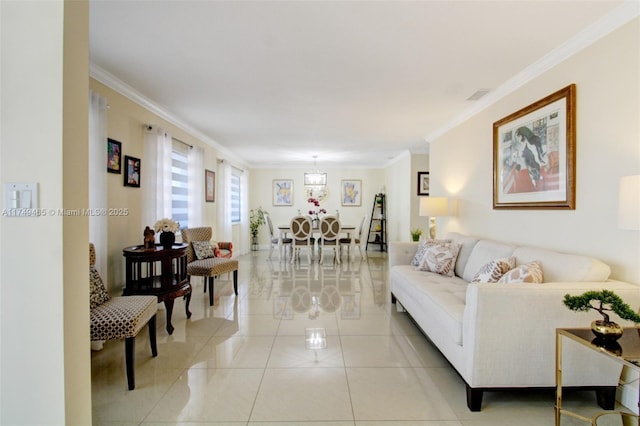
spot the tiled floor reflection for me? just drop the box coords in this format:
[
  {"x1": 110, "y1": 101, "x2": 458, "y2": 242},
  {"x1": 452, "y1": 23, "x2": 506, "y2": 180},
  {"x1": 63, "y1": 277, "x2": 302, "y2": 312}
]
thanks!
[{"x1": 91, "y1": 250, "x2": 616, "y2": 425}]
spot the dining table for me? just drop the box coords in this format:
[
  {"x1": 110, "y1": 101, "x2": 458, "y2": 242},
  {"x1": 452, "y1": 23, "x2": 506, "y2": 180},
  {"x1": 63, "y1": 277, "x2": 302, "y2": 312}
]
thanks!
[{"x1": 277, "y1": 223, "x2": 357, "y2": 262}]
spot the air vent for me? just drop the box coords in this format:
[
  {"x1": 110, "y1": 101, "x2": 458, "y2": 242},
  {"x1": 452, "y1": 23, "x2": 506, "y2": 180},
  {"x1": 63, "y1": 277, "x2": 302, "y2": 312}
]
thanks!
[{"x1": 466, "y1": 89, "x2": 491, "y2": 101}]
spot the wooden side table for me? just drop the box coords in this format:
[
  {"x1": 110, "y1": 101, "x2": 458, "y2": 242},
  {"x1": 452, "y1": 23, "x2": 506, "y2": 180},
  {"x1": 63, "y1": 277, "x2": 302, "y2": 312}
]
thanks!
[
  {"x1": 123, "y1": 244, "x2": 192, "y2": 335},
  {"x1": 555, "y1": 327, "x2": 640, "y2": 425}
]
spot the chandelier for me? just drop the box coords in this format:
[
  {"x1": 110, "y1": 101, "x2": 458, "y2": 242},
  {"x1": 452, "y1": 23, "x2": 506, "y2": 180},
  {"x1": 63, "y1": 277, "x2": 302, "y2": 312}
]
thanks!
[{"x1": 304, "y1": 156, "x2": 326, "y2": 186}]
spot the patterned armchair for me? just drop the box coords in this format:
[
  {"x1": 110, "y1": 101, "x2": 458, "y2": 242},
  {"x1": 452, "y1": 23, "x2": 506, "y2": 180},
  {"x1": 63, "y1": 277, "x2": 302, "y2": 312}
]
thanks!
[
  {"x1": 181, "y1": 227, "x2": 239, "y2": 306},
  {"x1": 89, "y1": 243, "x2": 157, "y2": 390}
]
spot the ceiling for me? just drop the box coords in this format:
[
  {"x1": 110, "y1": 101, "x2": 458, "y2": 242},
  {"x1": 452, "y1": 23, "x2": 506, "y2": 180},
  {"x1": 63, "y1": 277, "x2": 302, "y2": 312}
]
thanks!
[{"x1": 89, "y1": 0, "x2": 626, "y2": 169}]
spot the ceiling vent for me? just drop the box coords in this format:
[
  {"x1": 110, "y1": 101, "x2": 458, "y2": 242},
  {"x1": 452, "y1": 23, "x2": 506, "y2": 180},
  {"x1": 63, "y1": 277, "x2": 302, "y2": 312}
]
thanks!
[{"x1": 466, "y1": 89, "x2": 491, "y2": 101}]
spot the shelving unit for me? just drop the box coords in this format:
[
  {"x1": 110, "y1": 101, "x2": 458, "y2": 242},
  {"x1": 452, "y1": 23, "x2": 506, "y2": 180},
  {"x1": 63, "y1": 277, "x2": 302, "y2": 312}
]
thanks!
[{"x1": 366, "y1": 193, "x2": 387, "y2": 252}]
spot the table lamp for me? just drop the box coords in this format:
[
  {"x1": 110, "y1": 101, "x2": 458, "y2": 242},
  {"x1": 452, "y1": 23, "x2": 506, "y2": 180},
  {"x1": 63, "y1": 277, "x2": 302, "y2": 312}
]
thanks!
[{"x1": 419, "y1": 197, "x2": 449, "y2": 239}]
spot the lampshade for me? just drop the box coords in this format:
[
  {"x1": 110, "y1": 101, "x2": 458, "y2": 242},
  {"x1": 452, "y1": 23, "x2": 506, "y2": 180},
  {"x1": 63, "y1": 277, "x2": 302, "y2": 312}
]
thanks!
[
  {"x1": 618, "y1": 175, "x2": 640, "y2": 230},
  {"x1": 419, "y1": 197, "x2": 449, "y2": 217}
]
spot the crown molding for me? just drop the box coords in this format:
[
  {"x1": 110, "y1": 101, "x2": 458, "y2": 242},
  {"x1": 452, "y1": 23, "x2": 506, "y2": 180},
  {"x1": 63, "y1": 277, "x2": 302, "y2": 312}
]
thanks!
[
  {"x1": 425, "y1": 1, "x2": 639, "y2": 144},
  {"x1": 89, "y1": 63, "x2": 247, "y2": 168}
]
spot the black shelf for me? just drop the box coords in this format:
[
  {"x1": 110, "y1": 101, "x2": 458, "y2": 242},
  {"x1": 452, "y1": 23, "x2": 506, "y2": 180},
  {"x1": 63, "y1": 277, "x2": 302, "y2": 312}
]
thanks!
[{"x1": 366, "y1": 193, "x2": 387, "y2": 252}]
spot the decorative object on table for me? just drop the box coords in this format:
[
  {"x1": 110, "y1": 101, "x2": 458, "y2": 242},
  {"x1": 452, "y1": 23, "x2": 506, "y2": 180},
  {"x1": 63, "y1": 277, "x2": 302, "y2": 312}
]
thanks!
[
  {"x1": 563, "y1": 289, "x2": 640, "y2": 341},
  {"x1": 417, "y1": 171, "x2": 429, "y2": 196},
  {"x1": 307, "y1": 197, "x2": 326, "y2": 228},
  {"x1": 249, "y1": 206, "x2": 267, "y2": 250},
  {"x1": 410, "y1": 228, "x2": 423, "y2": 242},
  {"x1": 205, "y1": 169, "x2": 215, "y2": 202},
  {"x1": 123, "y1": 155, "x2": 141, "y2": 187},
  {"x1": 143, "y1": 226, "x2": 155, "y2": 249},
  {"x1": 273, "y1": 179, "x2": 293, "y2": 206},
  {"x1": 493, "y1": 84, "x2": 576, "y2": 209},
  {"x1": 419, "y1": 197, "x2": 449, "y2": 239},
  {"x1": 107, "y1": 138, "x2": 122, "y2": 174},
  {"x1": 341, "y1": 179, "x2": 361, "y2": 206},
  {"x1": 154, "y1": 218, "x2": 180, "y2": 248}
]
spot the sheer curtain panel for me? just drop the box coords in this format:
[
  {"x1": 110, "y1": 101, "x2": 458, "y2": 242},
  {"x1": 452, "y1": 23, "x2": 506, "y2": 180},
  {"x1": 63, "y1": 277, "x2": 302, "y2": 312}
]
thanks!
[
  {"x1": 142, "y1": 125, "x2": 172, "y2": 230},
  {"x1": 188, "y1": 145, "x2": 204, "y2": 227},
  {"x1": 89, "y1": 90, "x2": 108, "y2": 284}
]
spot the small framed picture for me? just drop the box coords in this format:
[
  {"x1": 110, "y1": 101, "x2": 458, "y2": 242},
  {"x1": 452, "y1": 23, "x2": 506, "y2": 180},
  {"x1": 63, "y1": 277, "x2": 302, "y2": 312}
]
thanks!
[
  {"x1": 341, "y1": 180, "x2": 361, "y2": 206},
  {"x1": 417, "y1": 172, "x2": 429, "y2": 196},
  {"x1": 107, "y1": 138, "x2": 122, "y2": 174},
  {"x1": 123, "y1": 155, "x2": 140, "y2": 187},
  {"x1": 205, "y1": 169, "x2": 215, "y2": 202},
  {"x1": 273, "y1": 179, "x2": 293, "y2": 206}
]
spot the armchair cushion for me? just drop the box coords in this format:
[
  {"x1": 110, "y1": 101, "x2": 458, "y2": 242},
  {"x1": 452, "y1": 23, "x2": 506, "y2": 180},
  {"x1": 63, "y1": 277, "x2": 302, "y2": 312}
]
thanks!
[
  {"x1": 90, "y1": 266, "x2": 111, "y2": 309},
  {"x1": 192, "y1": 240, "x2": 215, "y2": 260}
]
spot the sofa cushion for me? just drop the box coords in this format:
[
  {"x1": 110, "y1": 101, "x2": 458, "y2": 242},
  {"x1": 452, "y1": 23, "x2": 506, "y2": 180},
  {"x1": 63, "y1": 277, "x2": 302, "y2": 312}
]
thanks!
[
  {"x1": 418, "y1": 242, "x2": 461, "y2": 277},
  {"x1": 410, "y1": 238, "x2": 451, "y2": 267},
  {"x1": 498, "y1": 261, "x2": 544, "y2": 284},
  {"x1": 447, "y1": 233, "x2": 479, "y2": 278},
  {"x1": 462, "y1": 240, "x2": 517, "y2": 282},
  {"x1": 512, "y1": 247, "x2": 610, "y2": 282},
  {"x1": 471, "y1": 257, "x2": 516, "y2": 283}
]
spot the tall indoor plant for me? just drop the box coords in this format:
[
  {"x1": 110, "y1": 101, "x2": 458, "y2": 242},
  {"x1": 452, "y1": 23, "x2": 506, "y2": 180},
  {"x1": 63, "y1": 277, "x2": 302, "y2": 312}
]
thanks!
[{"x1": 249, "y1": 207, "x2": 267, "y2": 250}]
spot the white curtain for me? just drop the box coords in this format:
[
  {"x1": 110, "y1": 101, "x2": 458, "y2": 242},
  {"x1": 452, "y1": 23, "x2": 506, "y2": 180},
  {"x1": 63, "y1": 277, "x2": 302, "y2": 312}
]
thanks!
[
  {"x1": 188, "y1": 145, "x2": 204, "y2": 227},
  {"x1": 88, "y1": 90, "x2": 108, "y2": 283},
  {"x1": 239, "y1": 171, "x2": 249, "y2": 255},
  {"x1": 142, "y1": 125, "x2": 172, "y2": 230},
  {"x1": 217, "y1": 160, "x2": 232, "y2": 242}
]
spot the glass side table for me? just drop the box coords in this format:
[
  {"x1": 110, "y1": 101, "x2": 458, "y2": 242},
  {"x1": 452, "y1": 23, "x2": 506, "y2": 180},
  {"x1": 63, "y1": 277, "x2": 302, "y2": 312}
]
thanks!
[{"x1": 555, "y1": 327, "x2": 640, "y2": 426}]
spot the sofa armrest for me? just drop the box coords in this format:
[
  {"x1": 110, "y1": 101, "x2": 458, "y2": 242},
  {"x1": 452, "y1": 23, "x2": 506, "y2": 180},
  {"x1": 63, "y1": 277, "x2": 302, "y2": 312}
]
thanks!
[
  {"x1": 388, "y1": 241, "x2": 419, "y2": 268},
  {"x1": 462, "y1": 279, "x2": 640, "y2": 388}
]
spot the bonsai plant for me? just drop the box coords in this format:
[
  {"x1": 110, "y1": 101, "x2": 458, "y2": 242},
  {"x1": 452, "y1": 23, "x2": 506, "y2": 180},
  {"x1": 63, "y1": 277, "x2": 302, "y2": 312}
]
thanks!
[
  {"x1": 249, "y1": 207, "x2": 267, "y2": 248},
  {"x1": 563, "y1": 289, "x2": 640, "y2": 341},
  {"x1": 410, "y1": 228, "x2": 423, "y2": 241}
]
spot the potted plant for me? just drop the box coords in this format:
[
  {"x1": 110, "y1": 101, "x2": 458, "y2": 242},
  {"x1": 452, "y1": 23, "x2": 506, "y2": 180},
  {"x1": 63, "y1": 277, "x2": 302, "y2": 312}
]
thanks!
[
  {"x1": 563, "y1": 289, "x2": 640, "y2": 341},
  {"x1": 410, "y1": 228, "x2": 423, "y2": 241},
  {"x1": 249, "y1": 207, "x2": 267, "y2": 250}
]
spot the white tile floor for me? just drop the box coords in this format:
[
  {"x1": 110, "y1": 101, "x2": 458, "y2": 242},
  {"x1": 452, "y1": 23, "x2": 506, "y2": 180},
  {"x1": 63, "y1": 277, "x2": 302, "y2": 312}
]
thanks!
[{"x1": 91, "y1": 250, "x2": 629, "y2": 425}]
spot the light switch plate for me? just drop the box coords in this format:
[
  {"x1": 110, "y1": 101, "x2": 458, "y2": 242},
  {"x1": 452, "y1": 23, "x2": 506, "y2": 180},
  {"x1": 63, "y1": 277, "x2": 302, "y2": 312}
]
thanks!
[{"x1": 3, "y1": 182, "x2": 39, "y2": 216}]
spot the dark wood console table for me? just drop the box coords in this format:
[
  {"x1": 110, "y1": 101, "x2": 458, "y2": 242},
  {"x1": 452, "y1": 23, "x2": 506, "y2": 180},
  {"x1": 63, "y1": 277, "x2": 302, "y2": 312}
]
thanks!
[{"x1": 123, "y1": 244, "x2": 192, "y2": 335}]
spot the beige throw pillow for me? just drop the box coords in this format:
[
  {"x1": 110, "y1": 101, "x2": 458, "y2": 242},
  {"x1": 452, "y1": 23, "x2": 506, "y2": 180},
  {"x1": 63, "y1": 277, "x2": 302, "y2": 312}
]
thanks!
[
  {"x1": 192, "y1": 241, "x2": 215, "y2": 260},
  {"x1": 471, "y1": 257, "x2": 516, "y2": 283},
  {"x1": 417, "y1": 242, "x2": 461, "y2": 277},
  {"x1": 411, "y1": 238, "x2": 452, "y2": 267},
  {"x1": 497, "y1": 261, "x2": 544, "y2": 284}
]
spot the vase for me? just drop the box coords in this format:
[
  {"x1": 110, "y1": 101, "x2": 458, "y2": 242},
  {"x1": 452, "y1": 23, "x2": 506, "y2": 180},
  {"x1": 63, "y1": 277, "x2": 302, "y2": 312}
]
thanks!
[
  {"x1": 312, "y1": 218, "x2": 319, "y2": 229},
  {"x1": 159, "y1": 231, "x2": 175, "y2": 249},
  {"x1": 591, "y1": 320, "x2": 623, "y2": 341}
]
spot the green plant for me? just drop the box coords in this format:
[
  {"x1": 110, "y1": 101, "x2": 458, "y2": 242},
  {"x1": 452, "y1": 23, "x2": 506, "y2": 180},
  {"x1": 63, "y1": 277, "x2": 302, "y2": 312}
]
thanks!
[
  {"x1": 410, "y1": 228, "x2": 423, "y2": 241},
  {"x1": 249, "y1": 207, "x2": 267, "y2": 238},
  {"x1": 563, "y1": 289, "x2": 640, "y2": 324}
]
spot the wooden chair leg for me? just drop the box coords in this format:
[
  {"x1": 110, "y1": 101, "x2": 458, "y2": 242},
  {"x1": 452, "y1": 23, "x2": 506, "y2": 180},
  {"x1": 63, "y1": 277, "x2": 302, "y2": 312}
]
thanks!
[
  {"x1": 148, "y1": 314, "x2": 158, "y2": 357},
  {"x1": 125, "y1": 336, "x2": 135, "y2": 390}
]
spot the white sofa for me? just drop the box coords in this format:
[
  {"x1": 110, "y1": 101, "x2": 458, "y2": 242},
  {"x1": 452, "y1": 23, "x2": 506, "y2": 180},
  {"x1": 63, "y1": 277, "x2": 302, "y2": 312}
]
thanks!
[{"x1": 389, "y1": 232, "x2": 640, "y2": 411}]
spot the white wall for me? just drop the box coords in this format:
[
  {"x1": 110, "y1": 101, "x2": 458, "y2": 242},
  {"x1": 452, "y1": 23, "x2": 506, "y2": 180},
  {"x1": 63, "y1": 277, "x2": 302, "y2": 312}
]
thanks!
[
  {"x1": 383, "y1": 151, "x2": 412, "y2": 243},
  {"x1": 431, "y1": 17, "x2": 639, "y2": 285}
]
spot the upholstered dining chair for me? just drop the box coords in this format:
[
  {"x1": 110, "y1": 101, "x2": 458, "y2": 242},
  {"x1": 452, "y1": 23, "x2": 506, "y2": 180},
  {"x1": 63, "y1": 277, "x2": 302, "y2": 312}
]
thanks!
[
  {"x1": 181, "y1": 227, "x2": 239, "y2": 306},
  {"x1": 339, "y1": 215, "x2": 366, "y2": 259},
  {"x1": 89, "y1": 243, "x2": 158, "y2": 390},
  {"x1": 264, "y1": 211, "x2": 292, "y2": 260},
  {"x1": 290, "y1": 215, "x2": 315, "y2": 264},
  {"x1": 318, "y1": 215, "x2": 341, "y2": 264}
]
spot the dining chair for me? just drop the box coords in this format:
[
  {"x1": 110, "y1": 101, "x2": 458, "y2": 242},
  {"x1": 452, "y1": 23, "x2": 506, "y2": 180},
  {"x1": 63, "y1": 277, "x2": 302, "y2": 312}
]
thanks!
[
  {"x1": 290, "y1": 215, "x2": 315, "y2": 264},
  {"x1": 339, "y1": 215, "x2": 366, "y2": 259},
  {"x1": 318, "y1": 215, "x2": 341, "y2": 264},
  {"x1": 264, "y1": 211, "x2": 292, "y2": 260}
]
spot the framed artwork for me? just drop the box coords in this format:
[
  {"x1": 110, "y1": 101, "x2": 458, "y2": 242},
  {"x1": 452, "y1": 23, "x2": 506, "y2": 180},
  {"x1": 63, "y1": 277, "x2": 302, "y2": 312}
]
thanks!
[
  {"x1": 417, "y1": 171, "x2": 429, "y2": 196},
  {"x1": 205, "y1": 169, "x2": 215, "y2": 202},
  {"x1": 273, "y1": 179, "x2": 293, "y2": 206},
  {"x1": 123, "y1": 155, "x2": 141, "y2": 188},
  {"x1": 107, "y1": 138, "x2": 122, "y2": 174},
  {"x1": 341, "y1": 179, "x2": 361, "y2": 206},
  {"x1": 493, "y1": 84, "x2": 576, "y2": 209}
]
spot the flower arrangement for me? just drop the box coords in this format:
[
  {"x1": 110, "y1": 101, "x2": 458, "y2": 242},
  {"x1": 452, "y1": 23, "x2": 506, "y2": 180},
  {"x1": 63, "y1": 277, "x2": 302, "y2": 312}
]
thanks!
[
  {"x1": 154, "y1": 218, "x2": 180, "y2": 234},
  {"x1": 307, "y1": 197, "x2": 326, "y2": 222}
]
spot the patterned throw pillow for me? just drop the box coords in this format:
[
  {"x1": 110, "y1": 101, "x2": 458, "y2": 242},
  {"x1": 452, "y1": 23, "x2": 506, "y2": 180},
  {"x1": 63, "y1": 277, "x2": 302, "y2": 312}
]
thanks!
[
  {"x1": 192, "y1": 241, "x2": 215, "y2": 260},
  {"x1": 411, "y1": 238, "x2": 452, "y2": 266},
  {"x1": 89, "y1": 266, "x2": 111, "y2": 309},
  {"x1": 471, "y1": 257, "x2": 516, "y2": 283},
  {"x1": 417, "y1": 242, "x2": 462, "y2": 277},
  {"x1": 497, "y1": 261, "x2": 544, "y2": 284}
]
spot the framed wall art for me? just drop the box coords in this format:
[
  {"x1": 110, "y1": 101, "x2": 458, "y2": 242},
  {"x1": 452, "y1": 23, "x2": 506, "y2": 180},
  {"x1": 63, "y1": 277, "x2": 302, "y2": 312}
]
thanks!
[
  {"x1": 107, "y1": 138, "x2": 122, "y2": 174},
  {"x1": 273, "y1": 179, "x2": 293, "y2": 206},
  {"x1": 341, "y1": 179, "x2": 361, "y2": 206},
  {"x1": 123, "y1": 155, "x2": 141, "y2": 188},
  {"x1": 493, "y1": 84, "x2": 576, "y2": 209},
  {"x1": 205, "y1": 169, "x2": 215, "y2": 202},
  {"x1": 417, "y1": 171, "x2": 429, "y2": 196}
]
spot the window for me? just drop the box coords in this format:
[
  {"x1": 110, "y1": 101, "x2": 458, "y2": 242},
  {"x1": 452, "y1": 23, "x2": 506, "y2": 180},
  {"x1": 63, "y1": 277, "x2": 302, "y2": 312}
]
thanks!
[
  {"x1": 171, "y1": 141, "x2": 189, "y2": 229},
  {"x1": 230, "y1": 170, "x2": 241, "y2": 223}
]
